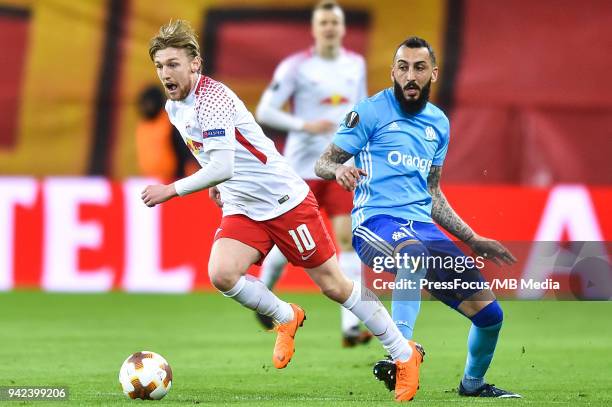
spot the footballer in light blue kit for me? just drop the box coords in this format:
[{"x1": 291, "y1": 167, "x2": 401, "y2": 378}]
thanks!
[{"x1": 315, "y1": 37, "x2": 520, "y2": 398}]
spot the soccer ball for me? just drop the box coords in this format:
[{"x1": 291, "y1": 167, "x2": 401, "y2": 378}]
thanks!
[{"x1": 119, "y1": 351, "x2": 173, "y2": 400}]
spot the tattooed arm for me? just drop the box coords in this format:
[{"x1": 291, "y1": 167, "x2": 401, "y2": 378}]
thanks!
[
  {"x1": 315, "y1": 144, "x2": 367, "y2": 191},
  {"x1": 428, "y1": 165, "x2": 517, "y2": 265},
  {"x1": 428, "y1": 165, "x2": 475, "y2": 241},
  {"x1": 315, "y1": 144, "x2": 352, "y2": 179}
]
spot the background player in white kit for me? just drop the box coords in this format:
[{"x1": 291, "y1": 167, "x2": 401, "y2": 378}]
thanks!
[
  {"x1": 140, "y1": 19, "x2": 424, "y2": 402},
  {"x1": 254, "y1": 0, "x2": 370, "y2": 346}
]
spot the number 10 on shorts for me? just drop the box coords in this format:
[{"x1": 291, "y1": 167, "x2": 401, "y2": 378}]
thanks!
[{"x1": 288, "y1": 224, "x2": 316, "y2": 253}]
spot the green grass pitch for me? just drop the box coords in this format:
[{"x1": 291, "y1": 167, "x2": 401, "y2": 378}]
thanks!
[{"x1": 1, "y1": 292, "x2": 611, "y2": 406}]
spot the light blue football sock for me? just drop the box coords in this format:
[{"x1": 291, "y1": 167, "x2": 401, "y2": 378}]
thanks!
[
  {"x1": 392, "y1": 297, "x2": 420, "y2": 339},
  {"x1": 391, "y1": 261, "x2": 424, "y2": 340},
  {"x1": 462, "y1": 321, "x2": 502, "y2": 391}
]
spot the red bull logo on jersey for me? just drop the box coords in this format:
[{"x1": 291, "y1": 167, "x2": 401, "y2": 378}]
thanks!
[
  {"x1": 186, "y1": 138, "x2": 203, "y2": 154},
  {"x1": 321, "y1": 94, "x2": 350, "y2": 106},
  {"x1": 387, "y1": 150, "x2": 432, "y2": 173}
]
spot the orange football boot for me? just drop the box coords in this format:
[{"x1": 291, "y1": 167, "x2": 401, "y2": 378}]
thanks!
[
  {"x1": 394, "y1": 341, "x2": 425, "y2": 402},
  {"x1": 342, "y1": 329, "x2": 374, "y2": 348},
  {"x1": 272, "y1": 304, "x2": 306, "y2": 369}
]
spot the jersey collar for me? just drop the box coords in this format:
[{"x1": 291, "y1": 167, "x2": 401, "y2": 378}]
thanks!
[{"x1": 181, "y1": 74, "x2": 204, "y2": 105}]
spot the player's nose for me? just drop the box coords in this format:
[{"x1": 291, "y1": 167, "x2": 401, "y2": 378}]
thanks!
[
  {"x1": 405, "y1": 67, "x2": 416, "y2": 81},
  {"x1": 160, "y1": 66, "x2": 171, "y2": 79}
]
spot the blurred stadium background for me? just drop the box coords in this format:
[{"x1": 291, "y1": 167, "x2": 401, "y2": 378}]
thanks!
[{"x1": 0, "y1": 0, "x2": 610, "y2": 292}]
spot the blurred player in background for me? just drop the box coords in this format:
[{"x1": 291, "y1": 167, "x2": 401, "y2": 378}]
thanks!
[
  {"x1": 255, "y1": 0, "x2": 371, "y2": 347},
  {"x1": 315, "y1": 36, "x2": 520, "y2": 398},
  {"x1": 135, "y1": 85, "x2": 196, "y2": 181},
  {"x1": 141, "y1": 19, "x2": 424, "y2": 402}
]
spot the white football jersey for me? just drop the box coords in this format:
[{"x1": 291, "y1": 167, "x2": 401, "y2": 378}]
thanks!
[
  {"x1": 166, "y1": 74, "x2": 309, "y2": 221},
  {"x1": 259, "y1": 48, "x2": 367, "y2": 179}
]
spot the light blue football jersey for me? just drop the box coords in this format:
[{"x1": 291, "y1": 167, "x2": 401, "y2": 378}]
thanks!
[{"x1": 333, "y1": 87, "x2": 450, "y2": 230}]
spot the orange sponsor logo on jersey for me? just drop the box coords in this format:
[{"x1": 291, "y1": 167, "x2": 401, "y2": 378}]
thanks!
[{"x1": 321, "y1": 94, "x2": 349, "y2": 106}]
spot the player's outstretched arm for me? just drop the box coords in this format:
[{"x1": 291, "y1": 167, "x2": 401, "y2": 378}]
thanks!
[
  {"x1": 315, "y1": 143, "x2": 366, "y2": 191},
  {"x1": 256, "y1": 98, "x2": 335, "y2": 135},
  {"x1": 141, "y1": 183, "x2": 178, "y2": 208},
  {"x1": 427, "y1": 165, "x2": 517, "y2": 265},
  {"x1": 141, "y1": 149, "x2": 234, "y2": 207},
  {"x1": 255, "y1": 60, "x2": 336, "y2": 135}
]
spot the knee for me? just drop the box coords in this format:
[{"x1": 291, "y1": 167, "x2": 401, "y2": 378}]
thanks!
[
  {"x1": 321, "y1": 284, "x2": 346, "y2": 303},
  {"x1": 208, "y1": 259, "x2": 242, "y2": 292},
  {"x1": 396, "y1": 239, "x2": 428, "y2": 256},
  {"x1": 209, "y1": 271, "x2": 238, "y2": 292},
  {"x1": 470, "y1": 300, "x2": 503, "y2": 328},
  {"x1": 395, "y1": 239, "x2": 428, "y2": 275},
  {"x1": 318, "y1": 271, "x2": 352, "y2": 302}
]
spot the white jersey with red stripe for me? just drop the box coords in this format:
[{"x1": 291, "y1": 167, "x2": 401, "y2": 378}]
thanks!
[
  {"x1": 165, "y1": 74, "x2": 309, "y2": 221},
  {"x1": 259, "y1": 47, "x2": 367, "y2": 179}
]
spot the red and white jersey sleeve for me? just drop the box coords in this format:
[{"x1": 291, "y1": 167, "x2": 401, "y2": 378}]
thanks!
[
  {"x1": 258, "y1": 48, "x2": 367, "y2": 179},
  {"x1": 166, "y1": 75, "x2": 309, "y2": 221}
]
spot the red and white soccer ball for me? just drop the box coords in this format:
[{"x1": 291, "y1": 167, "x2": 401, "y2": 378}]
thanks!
[{"x1": 119, "y1": 351, "x2": 173, "y2": 400}]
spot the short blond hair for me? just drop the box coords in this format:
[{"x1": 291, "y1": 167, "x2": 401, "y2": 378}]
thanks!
[
  {"x1": 149, "y1": 19, "x2": 200, "y2": 61},
  {"x1": 312, "y1": 0, "x2": 344, "y2": 21}
]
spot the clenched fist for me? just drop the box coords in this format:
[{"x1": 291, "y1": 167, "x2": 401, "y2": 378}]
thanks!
[{"x1": 141, "y1": 184, "x2": 177, "y2": 207}]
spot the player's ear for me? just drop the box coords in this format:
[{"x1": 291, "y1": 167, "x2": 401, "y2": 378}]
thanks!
[
  {"x1": 191, "y1": 56, "x2": 202, "y2": 73},
  {"x1": 390, "y1": 59, "x2": 397, "y2": 82},
  {"x1": 430, "y1": 66, "x2": 439, "y2": 83}
]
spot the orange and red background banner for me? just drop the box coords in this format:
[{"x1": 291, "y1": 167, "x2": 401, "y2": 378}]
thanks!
[{"x1": 3, "y1": 179, "x2": 611, "y2": 293}]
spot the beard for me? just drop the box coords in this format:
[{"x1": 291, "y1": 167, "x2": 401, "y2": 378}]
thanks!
[
  {"x1": 393, "y1": 79, "x2": 432, "y2": 115},
  {"x1": 166, "y1": 85, "x2": 190, "y2": 101}
]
